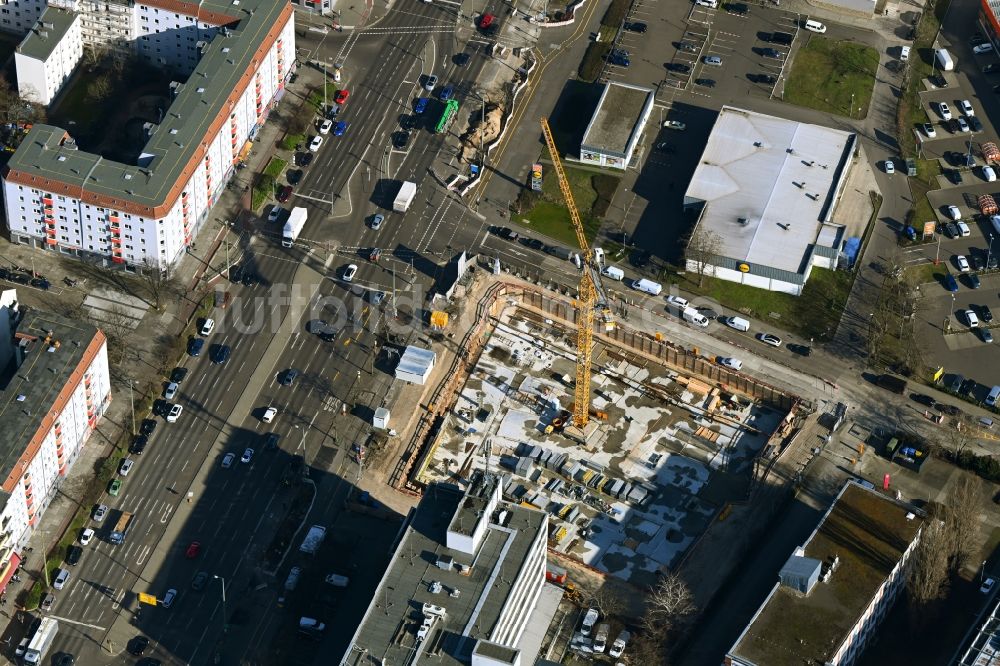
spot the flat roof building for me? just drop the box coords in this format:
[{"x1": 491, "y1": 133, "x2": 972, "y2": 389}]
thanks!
[
  {"x1": 3, "y1": 0, "x2": 295, "y2": 270},
  {"x1": 725, "y1": 481, "x2": 926, "y2": 666},
  {"x1": 341, "y1": 472, "x2": 549, "y2": 666},
  {"x1": 683, "y1": 106, "x2": 857, "y2": 295},
  {"x1": 580, "y1": 81, "x2": 654, "y2": 170},
  {"x1": 0, "y1": 289, "x2": 110, "y2": 596},
  {"x1": 14, "y1": 7, "x2": 83, "y2": 105}
]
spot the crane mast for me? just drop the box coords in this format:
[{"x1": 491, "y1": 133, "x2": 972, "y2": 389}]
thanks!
[{"x1": 539, "y1": 117, "x2": 611, "y2": 429}]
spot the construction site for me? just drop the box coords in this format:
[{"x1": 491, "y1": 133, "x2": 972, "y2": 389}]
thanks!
[{"x1": 385, "y1": 119, "x2": 806, "y2": 593}]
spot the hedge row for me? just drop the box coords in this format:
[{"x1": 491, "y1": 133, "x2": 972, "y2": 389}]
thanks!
[
  {"x1": 579, "y1": 42, "x2": 611, "y2": 82},
  {"x1": 600, "y1": 0, "x2": 630, "y2": 28}
]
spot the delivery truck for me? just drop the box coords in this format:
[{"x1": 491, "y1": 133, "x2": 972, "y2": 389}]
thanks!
[
  {"x1": 282, "y1": 207, "x2": 308, "y2": 247},
  {"x1": 393, "y1": 181, "x2": 417, "y2": 212},
  {"x1": 24, "y1": 618, "x2": 57, "y2": 665}
]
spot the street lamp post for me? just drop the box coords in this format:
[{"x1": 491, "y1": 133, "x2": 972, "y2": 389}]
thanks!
[
  {"x1": 128, "y1": 379, "x2": 136, "y2": 435},
  {"x1": 988, "y1": 233, "x2": 995, "y2": 270},
  {"x1": 213, "y1": 575, "x2": 227, "y2": 634}
]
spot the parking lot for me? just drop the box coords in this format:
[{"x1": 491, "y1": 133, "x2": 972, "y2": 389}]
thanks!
[{"x1": 900, "y1": 40, "x2": 1000, "y2": 392}]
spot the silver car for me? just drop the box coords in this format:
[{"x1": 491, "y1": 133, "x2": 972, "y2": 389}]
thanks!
[{"x1": 424, "y1": 74, "x2": 438, "y2": 91}]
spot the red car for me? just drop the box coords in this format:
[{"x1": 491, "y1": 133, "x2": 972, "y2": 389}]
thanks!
[
  {"x1": 277, "y1": 185, "x2": 292, "y2": 203},
  {"x1": 334, "y1": 89, "x2": 349, "y2": 104},
  {"x1": 186, "y1": 541, "x2": 201, "y2": 558},
  {"x1": 479, "y1": 13, "x2": 495, "y2": 28}
]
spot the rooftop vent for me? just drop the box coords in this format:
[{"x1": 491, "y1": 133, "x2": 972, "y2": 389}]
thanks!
[
  {"x1": 753, "y1": 141, "x2": 762, "y2": 147},
  {"x1": 737, "y1": 217, "x2": 749, "y2": 226}
]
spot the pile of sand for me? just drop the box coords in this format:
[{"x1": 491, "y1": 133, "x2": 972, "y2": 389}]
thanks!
[{"x1": 459, "y1": 103, "x2": 505, "y2": 164}]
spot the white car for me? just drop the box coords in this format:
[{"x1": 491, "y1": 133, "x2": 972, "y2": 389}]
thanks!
[
  {"x1": 966, "y1": 309, "x2": 980, "y2": 327},
  {"x1": 975, "y1": 42, "x2": 995, "y2": 55},
  {"x1": 922, "y1": 122, "x2": 936, "y2": 138},
  {"x1": 947, "y1": 205, "x2": 962, "y2": 221},
  {"x1": 79, "y1": 528, "x2": 95, "y2": 546},
  {"x1": 956, "y1": 254, "x2": 971, "y2": 272},
  {"x1": 982, "y1": 577, "x2": 996, "y2": 594},
  {"x1": 984, "y1": 166, "x2": 997, "y2": 182},
  {"x1": 221, "y1": 453, "x2": 235, "y2": 468},
  {"x1": 319, "y1": 119, "x2": 333, "y2": 134},
  {"x1": 609, "y1": 630, "x2": 630, "y2": 658},
  {"x1": 958, "y1": 116, "x2": 970, "y2": 132},
  {"x1": 262, "y1": 406, "x2": 277, "y2": 423},
  {"x1": 938, "y1": 102, "x2": 952, "y2": 120},
  {"x1": 200, "y1": 318, "x2": 215, "y2": 336},
  {"x1": 663, "y1": 120, "x2": 686, "y2": 130},
  {"x1": 665, "y1": 295, "x2": 689, "y2": 310},
  {"x1": 93, "y1": 504, "x2": 108, "y2": 522},
  {"x1": 758, "y1": 333, "x2": 782, "y2": 347},
  {"x1": 342, "y1": 264, "x2": 358, "y2": 282},
  {"x1": 241, "y1": 448, "x2": 254, "y2": 464},
  {"x1": 119, "y1": 458, "x2": 134, "y2": 476},
  {"x1": 957, "y1": 220, "x2": 971, "y2": 237},
  {"x1": 309, "y1": 135, "x2": 323, "y2": 152},
  {"x1": 884, "y1": 159, "x2": 895, "y2": 174},
  {"x1": 167, "y1": 404, "x2": 183, "y2": 423},
  {"x1": 268, "y1": 206, "x2": 283, "y2": 223},
  {"x1": 718, "y1": 357, "x2": 743, "y2": 371},
  {"x1": 960, "y1": 99, "x2": 975, "y2": 116},
  {"x1": 164, "y1": 381, "x2": 179, "y2": 400},
  {"x1": 53, "y1": 569, "x2": 70, "y2": 590}
]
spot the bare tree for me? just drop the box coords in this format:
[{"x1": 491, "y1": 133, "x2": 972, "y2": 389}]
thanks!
[
  {"x1": 100, "y1": 304, "x2": 137, "y2": 365},
  {"x1": 942, "y1": 475, "x2": 984, "y2": 572},
  {"x1": 139, "y1": 260, "x2": 179, "y2": 311},
  {"x1": 88, "y1": 74, "x2": 113, "y2": 101},
  {"x1": 908, "y1": 519, "x2": 951, "y2": 605},
  {"x1": 642, "y1": 572, "x2": 696, "y2": 636},
  {"x1": 684, "y1": 226, "x2": 723, "y2": 288},
  {"x1": 587, "y1": 586, "x2": 625, "y2": 620},
  {"x1": 942, "y1": 423, "x2": 975, "y2": 459}
]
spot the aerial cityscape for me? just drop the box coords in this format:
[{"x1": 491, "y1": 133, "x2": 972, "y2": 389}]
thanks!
[{"x1": 0, "y1": 0, "x2": 996, "y2": 663}]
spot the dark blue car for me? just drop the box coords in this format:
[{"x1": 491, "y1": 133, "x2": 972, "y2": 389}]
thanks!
[
  {"x1": 440, "y1": 85, "x2": 454, "y2": 101},
  {"x1": 334, "y1": 121, "x2": 348, "y2": 137},
  {"x1": 944, "y1": 273, "x2": 959, "y2": 292},
  {"x1": 414, "y1": 98, "x2": 429, "y2": 114},
  {"x1": 188, "y1": 337, "x2": 204, "y2": 357}
]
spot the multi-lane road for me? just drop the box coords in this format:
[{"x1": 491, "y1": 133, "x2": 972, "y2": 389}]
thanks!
[{"x1": 42, "y1": 2, "x2": 512, "y2": 664}]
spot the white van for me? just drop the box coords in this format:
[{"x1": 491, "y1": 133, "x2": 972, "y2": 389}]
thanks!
[
  {"x1": 601, "y1": 265, "x2": 624, "y2": 281},
  {"x1": 592, "y1": 247, "x2": 605, "y2": 267},
  {"x1": 899, "y1": 45, "x2": 911, "y2": 62},
  {"x1": 632, "y1": 278, "x2": 662, "y2": 296},
  {"x1": 987, "y1": 385, "x2": 1000, "y2": 407},
  {"x1": 725, "y1": 316, "x2": 750, "y2": 332},
  {"x1": 571, "y1": 253, "x2": 583, "y2": 270},
  {"x1": 695, "y1": 0, "x2": 718, "y2": 7},
  {"x1": 803, "y1": 19, "x2": 826, "y2": 33},
  {"x1": 682, "y1": 308, "x2": 710, "y2": 327}
]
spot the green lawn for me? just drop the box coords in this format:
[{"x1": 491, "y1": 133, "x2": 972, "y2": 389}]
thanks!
[
  {"x1": 263, "y1": 157, "x2": 287, "y2": 179},
  {"x1": 784, "y1": 37, "x2": 879, "y2": 119},
  {"x1": 513, "y1": 163, "x2": 616, "y2": 248},
  {"x1": 667, "y1": 267, "x2": 853, "y2": 340},
  {"x1": 307, "y1": 83, "x2": 340, "y2": 112}
]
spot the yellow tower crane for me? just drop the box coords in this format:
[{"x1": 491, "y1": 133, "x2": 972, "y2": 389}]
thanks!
[{"x1": 539, "y1": 117, "x2": 611, "y2": 429}]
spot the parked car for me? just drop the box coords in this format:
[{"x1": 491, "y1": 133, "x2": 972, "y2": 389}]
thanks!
[
  {"x1": 624, "y1": 21, "x2": 647, "y2": 32},
  {"x1": 221, "y1": 453, "x2": 235, "y2": 468},
  {"x1": 334, "y1": 89, "x2": 350, "y2": 104},
  {"x1": 186, "y1": 541, "x2": 201, "y2": 559},
  {"x1": 884, "y1": 160, "x2": 895, "y2": 174},
  {"x1": 956, "y1": 254, "x2": 971, "y2": 272},
  {"x1": 946, "y1": 205, "x2": 962, "y2": 221},
  {"x1": 663, "y1": 120, "x2": 686, "y2": 131},
  {"x1": 93, "y1": 504, "x2": 108, "y2": 522},
  {"x1": 975, "y1": 43, "x2": 994, "y2": 55},
  {"x1": 717, "y1": 357, "x2": 743, "y2": 371},
  {"x1": 241, "y1": 448, "x2": 254, "y2": 463},
  {"x1": 757, "y1": 333, "x2": 782, "y2": 347},
  {"x1": 167, "y1": 404, "x2": 183, "y2": 422},
  {"x1": 938, "y1": 101, "x2": 952, "y2": 120},
  {"x1": 922, "y1": 122, "x2": 936, "y2": 138},
  {"x1": 319, "y1": 119, "x2": 333, "y2": 134},
  {"x1": 333, "y1": 121, "x2": 349, "y2": 136},
  {"x1": 79, "y1": 528, "x2": 94, "y2": 546},
  {"x1": 702, "y1": 55, "x2": 722, "y2": 66},
  {"x1": 170, "y1": 367, "x2": 189, "y2": 384},
  {"x1": 960, "y1": 99, "x2": 975, "y2": 116},
  {"x1": 982, "y1": 577, "x2": 996, "y2": 594},
  {"x1": 308, "y1": 135, "x2": 323, "y2": 152},
  {"x1": 200, "y1": 318, "x2": 215, "y2": 336}
]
